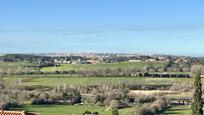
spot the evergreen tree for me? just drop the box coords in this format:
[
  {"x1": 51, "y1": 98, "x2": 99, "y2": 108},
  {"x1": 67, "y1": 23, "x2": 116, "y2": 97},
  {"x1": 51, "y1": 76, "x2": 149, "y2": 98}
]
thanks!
[{"x1": 192, "y1": 72, "x2": 203, "y2": 115}]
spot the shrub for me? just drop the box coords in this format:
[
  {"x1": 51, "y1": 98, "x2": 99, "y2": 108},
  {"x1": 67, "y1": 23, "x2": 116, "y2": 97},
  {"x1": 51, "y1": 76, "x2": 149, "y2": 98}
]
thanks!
[
  {"x1": 83, "y1": 111, "x2": 92, "y2": 115},
  {"x1": 92, "y1": 112, "x2": 99, "y2": 115},
  {"x1": 109, "y1": 99, "x2": 119, "y2": 110},
  {"x1": 0, "y1": 101, "x2": 20, "y2": 110},
  {"x1": 139, "y1": 98, "x2": 168, "y2": 115},
  {"x1": 134, "y1": 94, "x2": 156, "y2": 104},
  {"x1": 139, "y1": 105, "x2": 154, "y2": 115},
  {"x1": 0, "y1": 102, "x2": 9, "y2": 110},
  {"x1": 31, "y1": 98, "x2": 46, "y2": 105},
  {"x1": 170, "y1": 83, "x2": 193, "y2": 92},
  {"x1": 7, "y1": 101, "x2": 19, "y2": 108},
  {"x1": 111, "y1": 109, "x2": 119, "y2": 115}
]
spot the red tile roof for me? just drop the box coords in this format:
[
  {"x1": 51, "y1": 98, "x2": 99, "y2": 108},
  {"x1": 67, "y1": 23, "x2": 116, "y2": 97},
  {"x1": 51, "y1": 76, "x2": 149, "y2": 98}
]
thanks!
[{"x1": 0, "y1": 110, "x2": 40, "y2": 115}]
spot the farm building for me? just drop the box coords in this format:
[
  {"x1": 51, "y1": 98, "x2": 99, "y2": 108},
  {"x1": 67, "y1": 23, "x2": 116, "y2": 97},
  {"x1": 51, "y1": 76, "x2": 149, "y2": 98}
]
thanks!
[{"x1": 0, "y1": 110, "x2": 39, "y2": 115}]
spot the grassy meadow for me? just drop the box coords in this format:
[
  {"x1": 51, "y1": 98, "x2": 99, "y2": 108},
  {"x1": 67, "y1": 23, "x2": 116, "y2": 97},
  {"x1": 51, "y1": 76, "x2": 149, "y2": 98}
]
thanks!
[
  {"x1": 0, "y1": 61, "x2": 197, "y2": 115},
  {"x1": 40, "y1": 61, "x2": 166, "y2": 72},
  {"x1": 0, "y1": 61, "x2": 37, "y2": 72},
  {"x1": 13, "y1": 103, "x2": 193, "y2": 115},
  {"x1": 4, "y1": 76, "x2": 195, "y2": 86},
  {"x1": 13, "y1": 105, "x2": 135, "y2": 115},
  {"x1": 160, "y1": 105, "x2": 191, "y2": 115}
]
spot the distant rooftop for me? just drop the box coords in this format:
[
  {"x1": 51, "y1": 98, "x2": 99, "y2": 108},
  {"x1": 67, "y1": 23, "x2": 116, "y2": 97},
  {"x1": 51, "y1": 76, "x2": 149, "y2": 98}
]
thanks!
[{"x1": 0, "y1": 110, "x2": 39, "y2": 115}]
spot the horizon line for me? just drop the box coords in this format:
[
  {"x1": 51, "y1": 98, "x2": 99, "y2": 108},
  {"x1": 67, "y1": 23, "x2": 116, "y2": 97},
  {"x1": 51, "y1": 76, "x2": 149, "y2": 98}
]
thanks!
[{"x1": 0, "y1": 52, "x2": 203, "y2": 58}]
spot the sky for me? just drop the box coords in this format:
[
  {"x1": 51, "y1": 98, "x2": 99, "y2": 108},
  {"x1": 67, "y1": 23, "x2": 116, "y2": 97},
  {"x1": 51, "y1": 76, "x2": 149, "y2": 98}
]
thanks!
[{"x1": 0, "y1": 0, "x2": 204, "y2": 56}]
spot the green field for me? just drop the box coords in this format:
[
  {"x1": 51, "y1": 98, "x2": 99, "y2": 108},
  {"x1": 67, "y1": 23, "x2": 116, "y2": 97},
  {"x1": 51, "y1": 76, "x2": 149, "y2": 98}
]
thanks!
[
  {"x1": 14, "y1": 104, "x2": 194, "y2": 115},
  {"x1": 0, "y1": 61, "x2": 197, "y2": 115},
  {"x1": 41, "y1": 61, "x2": 166, "y2": 72},
  {"x1": 13, "y1": 104, "x2": 134, "y2": 115},
  {"x1": 4, "y1": 76, "x2": 196, "y2": 86},
  {"x1": 160, "y1": 105, "x2": 191, "y2": 115},
  {"x1": 0, "y1": 61, "x2": 35, "y2": 68},
  {"x1": 160, "y1": 105, "x2": 204, "y2": 115},
  {"x1": 0, "y1": 61, "x2": 36, "y2": 71}
]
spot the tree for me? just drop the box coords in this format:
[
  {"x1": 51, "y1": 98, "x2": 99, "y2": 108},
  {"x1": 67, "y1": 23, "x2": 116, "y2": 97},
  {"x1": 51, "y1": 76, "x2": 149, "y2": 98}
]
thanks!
[
  {"x1": 109, "y1": 100, "x2": 119, "y2": 115},
  {"x1": 191, "y1": 72, "x2": 203, "y2": 115},
  {"x1": 111, "y1": 108, "x2": 119, "y2": 115},
  {"x1": 0, "y1": 71, "x2": 5, "y2": 90},
  {"x1": 191, "y1": 65, "x2": 204, "y2": 74},
  {"x1": 109, "y1": 99, "x2": 119, "y2": 109}
]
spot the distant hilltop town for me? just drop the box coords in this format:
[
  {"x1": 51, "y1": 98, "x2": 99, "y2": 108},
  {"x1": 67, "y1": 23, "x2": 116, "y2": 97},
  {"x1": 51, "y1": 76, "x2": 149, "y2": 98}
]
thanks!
[{"x1": 0, "y1": 53, "x2": 202, "y2": 65}]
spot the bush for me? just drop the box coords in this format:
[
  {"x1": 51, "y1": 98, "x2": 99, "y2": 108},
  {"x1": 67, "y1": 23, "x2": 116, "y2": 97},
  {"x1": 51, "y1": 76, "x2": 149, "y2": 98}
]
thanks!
[
  {"x1": 48, "y1": 93, "x2": 61, "y2": 102},
  {"x1": 134, "y1": 94, "x2": 156, "y2": 104},
  {"x1": 0, "y1": 101, "x2": 20, "y2": 110},
  {"x1": 139, "y1": 105, "x2": 154, "y2": 115},
  {"x1": 7, "y1": 101, "x2": 19, "y2": 108},
  {"x1": 109, "y1": 99, "x2": 119, "y2": 110},
  {"x1": 18, "y1": 85, "x2": 53, "y2": 91},
  {"x1": 170, "y1": 83, "x2": 193, "y2": 92},
  {"x1": 0, "y1": 102, "x2": 9, "y2": 110},
  {"x1": 31, "y1": 98, "x2": 52, "y2": 105},
  {"x1": 111, "y1": 108, "x2": 119, "y2": 115},
  {"x1": 83, "y1": 111, "x2": 92, "y2": 115},
  {"x1": 92, "y1": 112, "x2": 99, "y2": 115},
  {"x1": 139, "y1": 98, "x2": 168, "y2": 115}
]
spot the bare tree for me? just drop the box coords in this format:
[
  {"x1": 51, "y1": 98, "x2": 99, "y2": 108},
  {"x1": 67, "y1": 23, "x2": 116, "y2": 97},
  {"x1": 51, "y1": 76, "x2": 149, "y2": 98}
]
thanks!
[{"x1": 191, "y1": 65, "x2": 204, "y2": 74}]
